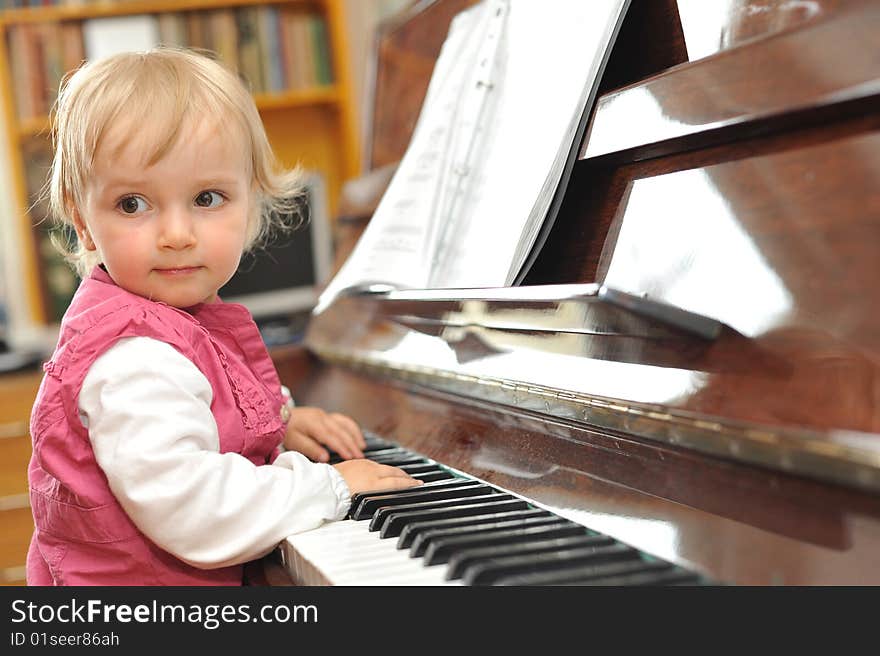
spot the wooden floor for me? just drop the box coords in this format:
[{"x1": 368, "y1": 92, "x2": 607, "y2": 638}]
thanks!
[{"x1": 0, "y1": 368, "x2": 41, "y2": 586}]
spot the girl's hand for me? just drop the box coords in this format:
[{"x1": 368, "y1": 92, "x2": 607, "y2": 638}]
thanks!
[
  {"x1": 333, "y1": 460, "x2": 423, "y2": 495},
  {"x1": 284, "y1": 407, "x2": 367, "y2": 462}
]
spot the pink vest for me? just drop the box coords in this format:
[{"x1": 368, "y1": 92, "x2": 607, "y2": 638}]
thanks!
[{"x1": 27, "y1": 267, "x2": 286, "y2": 585}]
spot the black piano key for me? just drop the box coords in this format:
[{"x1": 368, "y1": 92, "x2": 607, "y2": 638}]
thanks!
[
  {"x1": 410, "y1": 515, "x2": 586, "y2": 565},
  {"x1": 371, "y1": 492, "x2": 510, "y2": 533},
  {"x1": 493, "y1": 558, "x2": 672, "y2": 585},
  {"x1": 411, "y1": 515, "x2": 572, "y2": 558},
  {"x1": 397, "y1": 463, "x2": 446, "y2": 475},
  {"x1": 446, "y1": 535, "x2": 617, "y2": 581},
  {"x1": 362, "y1": 447, "x2": 413, "y2": 459},
  {"x1": 353, "y1": 482, "x2": 493, "y2": 520},
  {"x1": 397, "y1": 508, "x2": 553, "y2": 550},
  {"x1": 462, "y1": 542, "x2": 640, "y2": 586},
  {"x1": 411, "y1": 470, "x2": 456, "y2": 483},
  {"x1": 367, "y1": 455, "x2": 430, "y2": 467},
  {"x1": 577, "y1": 568, "x2": 704, "y2": 586},
  {"x1": 378, "y1": 497, "x2": 530, "y2": 538},
  {"x1": 326, "y1": 446, "x2": 409, "y2": 464},
  {"x1": 360, "y1": 445, "x2": 415, "y2": 456},
  {"x1": 370, "y1": 445, "x2": 422, "y2": 455},
  {"x1": 422, "y1": 521, "x2": 583, "y2": 565},
  {"x1": 349, "y1": 479, "x2": 483, "y2": 517},
  {"x1": 362, "y1": 433, "x2": 394, "y2": 450}
]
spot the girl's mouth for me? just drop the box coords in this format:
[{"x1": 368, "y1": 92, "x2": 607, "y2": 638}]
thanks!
[{"x1": 154, "y1": 266, "x2": 202, "y2": 276}]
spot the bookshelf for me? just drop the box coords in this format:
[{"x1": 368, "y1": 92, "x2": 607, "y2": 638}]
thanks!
[{"x1": 0, "y1": 0, "x2": 361, "y2": 326}]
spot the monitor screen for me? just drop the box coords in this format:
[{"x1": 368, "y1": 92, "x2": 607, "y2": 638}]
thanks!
[{"x1": 220, "y1": 172, "x2": 333, "y2": 321}]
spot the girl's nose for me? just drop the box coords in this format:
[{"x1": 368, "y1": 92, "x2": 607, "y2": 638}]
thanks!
[{"x1": 157, "y1": 208, "x2": 196, "y2": 250}]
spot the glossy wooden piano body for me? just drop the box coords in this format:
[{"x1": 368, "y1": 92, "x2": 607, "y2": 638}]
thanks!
[{"x1": 271, "y1": 0, "x2": 880, "y2": 585}]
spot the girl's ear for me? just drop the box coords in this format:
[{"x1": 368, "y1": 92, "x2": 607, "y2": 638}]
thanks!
[{"x1": 70, "y1": 205, "x2": 95, "y2": 251}]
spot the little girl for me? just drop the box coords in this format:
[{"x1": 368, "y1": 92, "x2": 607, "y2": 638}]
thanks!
[{"x1": 27, "y1": 48, "x2": 420, "y2": 586}]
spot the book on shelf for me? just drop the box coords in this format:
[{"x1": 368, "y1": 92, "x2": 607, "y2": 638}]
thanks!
[
  {"x1": 317, "y1": 0, "x2": 631, "y2": 311},
  {"x1": 287, "y1": 10, "x2": 313, "y2": 89},
  {"x1": 157, "y1": 12, "x2": 188, "y2": 48},
  {"x1": 256, "y1": 5, "x2": 284, "y2": 93},
  {"x1": 60, "y1": 21, "x2": 85, "y2": 74},
  {"x1": 185, "y1": 11, "x2": 209, "y2": 52},
  {"x1": 293, "y1": 10, "x2": 317, "y2": 88},
  {"x1": 7, "y1": 24, "x2": 33, "y2": 120},
  {"x1": 308, "y1": 13, "x2": 333, "y2": 86},
  {"x1": 236, "y1": 6, "x2": 265, "y2": 93},
  {"x1": 8, "y1": 23, "x2": 46, "y2": 121},
  {"x1": 37, "y1": 21, "x2": 64, "y2": 111},
  {"x1": 6, "y1": 20, "x2": 84, "y2": 122},
  {"x1": 208, "y1": 9, "x2": 239, "y2": 71},
  {"x1": 276, "y1": 8, "x2": 299, "y2": 90}
]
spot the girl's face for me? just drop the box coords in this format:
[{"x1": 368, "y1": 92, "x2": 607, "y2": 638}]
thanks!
[{"x1": 75, "y1": 120, "x2": 253, "y2": 309}]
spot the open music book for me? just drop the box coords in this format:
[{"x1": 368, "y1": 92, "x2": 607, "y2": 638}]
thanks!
[{"x1": 317, "y1": 0, "x2": 631, "y2": 311}]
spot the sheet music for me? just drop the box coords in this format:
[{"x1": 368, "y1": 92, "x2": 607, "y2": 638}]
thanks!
[{"x1": 317, "y1": 0, "x2": 630, "y2": 311}]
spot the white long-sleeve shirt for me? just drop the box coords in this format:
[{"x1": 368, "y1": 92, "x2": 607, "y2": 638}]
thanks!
[{"x1": 77, "y1": 336, "x2": 351, "y2": 569}]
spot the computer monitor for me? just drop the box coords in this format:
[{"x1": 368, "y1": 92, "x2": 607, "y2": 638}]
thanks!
[{"x1": 220, "y1": 172, "x2": 333, "y2": 328}]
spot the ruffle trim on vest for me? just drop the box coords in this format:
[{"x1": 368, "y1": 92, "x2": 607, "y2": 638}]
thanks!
[{"x1": 189, "y1": 301, "x2": 285, "y2": 438}]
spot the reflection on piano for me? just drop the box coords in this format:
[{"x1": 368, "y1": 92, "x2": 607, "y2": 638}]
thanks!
[{"x1": 267, "y1": 0, "x2": 880, "y2": 585}]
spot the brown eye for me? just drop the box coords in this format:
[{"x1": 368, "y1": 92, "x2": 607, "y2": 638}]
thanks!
[
  {"x1": 195, "y1": 191, "x2": 223, "y2": 208},
  {"x1": 118, "y1": 196, "x2": 145, "y2": 214}
]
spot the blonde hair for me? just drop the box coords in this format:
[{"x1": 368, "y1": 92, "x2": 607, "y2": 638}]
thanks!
[{"x1": 48, "y1": 47, "x2": 303, "y2": 277}]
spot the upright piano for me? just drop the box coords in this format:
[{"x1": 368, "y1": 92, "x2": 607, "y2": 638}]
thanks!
[{"x1": 267, "y1": 0, "x2": 880, "y2": 585}]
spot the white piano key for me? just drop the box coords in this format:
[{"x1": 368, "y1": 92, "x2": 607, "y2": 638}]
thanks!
[{"x1": 283, "y1": 519, "x2": 459, "y2": 585}]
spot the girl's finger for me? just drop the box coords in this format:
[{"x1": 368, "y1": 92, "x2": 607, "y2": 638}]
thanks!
[
  {"x1": 330, "y1": 413, "x2": 367, "y2": 449},
  {"x1": 321, "y1": 417, "x2": 364, "y2": 459},
  {"x1": 287, "y1": 430, "x2": 329, "y2": 462}
]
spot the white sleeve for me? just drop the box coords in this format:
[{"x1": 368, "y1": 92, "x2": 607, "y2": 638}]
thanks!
[{"x1": 79, "y1": 336, "x2": 351, "y2": 569}]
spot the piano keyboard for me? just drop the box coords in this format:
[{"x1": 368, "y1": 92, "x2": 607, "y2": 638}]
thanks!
[{"x1": 280, "y1": 433, "x2": 711, "y2": 586}]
